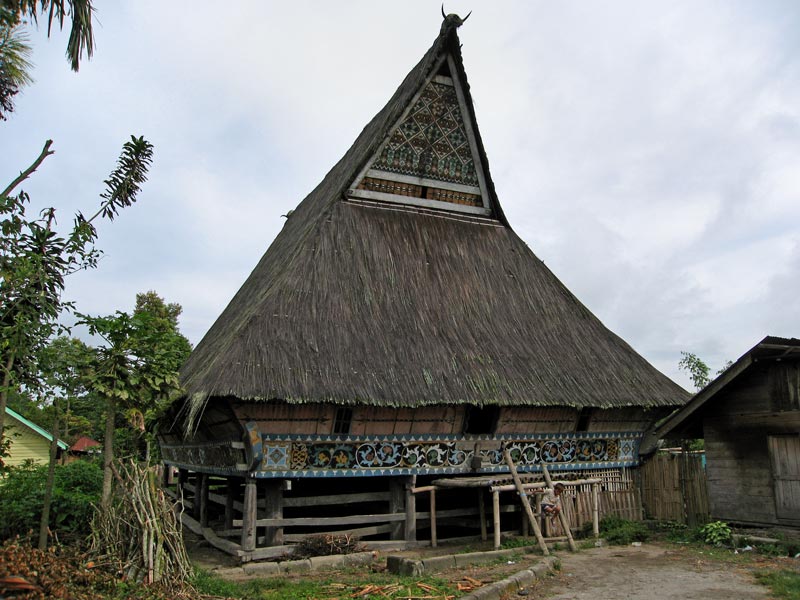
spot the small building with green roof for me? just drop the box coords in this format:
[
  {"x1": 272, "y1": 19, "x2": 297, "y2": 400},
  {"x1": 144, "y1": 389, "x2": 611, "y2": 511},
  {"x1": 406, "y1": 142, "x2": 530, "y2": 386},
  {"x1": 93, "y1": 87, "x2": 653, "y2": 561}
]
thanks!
[{"x1": 3, "y1": 407, "x2": 68, "y2": 467}]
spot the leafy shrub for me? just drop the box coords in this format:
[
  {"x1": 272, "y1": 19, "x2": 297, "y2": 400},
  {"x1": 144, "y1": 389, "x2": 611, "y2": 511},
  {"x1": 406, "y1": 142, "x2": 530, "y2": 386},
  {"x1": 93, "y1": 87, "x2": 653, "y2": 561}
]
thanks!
[
  {"x1": 699, "y1": 521, "x2": 732, "y2": 546},
  {"x1": 0, "y1": 459, "x2": 102, "y2": 540},
  {"x1": 599, "y1": 516, "x2": 650, "y2": 545},
  {"x1": 655, "y1": 520, "x2": 691, "y2": 542}
]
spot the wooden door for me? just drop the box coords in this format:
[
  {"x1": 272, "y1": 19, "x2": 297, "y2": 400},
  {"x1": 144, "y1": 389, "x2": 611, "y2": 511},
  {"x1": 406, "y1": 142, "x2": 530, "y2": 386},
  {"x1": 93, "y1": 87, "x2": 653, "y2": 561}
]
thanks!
[{"x1": 768, "y1": 435, "x2": 800, "y2": 522}]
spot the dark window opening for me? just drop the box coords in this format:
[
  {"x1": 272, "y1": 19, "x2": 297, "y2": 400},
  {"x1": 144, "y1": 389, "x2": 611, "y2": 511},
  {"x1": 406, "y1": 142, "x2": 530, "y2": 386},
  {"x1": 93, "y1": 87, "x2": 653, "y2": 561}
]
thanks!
[
  {"x1": 463, "y1": 405, "x2": 499, "y2": 435},
  {"x1": 333, "y1": 407, "x2": 353, "y2": 435},
  {"x1": 576, "y1": 407, "x2": 593, "y2": 432}
]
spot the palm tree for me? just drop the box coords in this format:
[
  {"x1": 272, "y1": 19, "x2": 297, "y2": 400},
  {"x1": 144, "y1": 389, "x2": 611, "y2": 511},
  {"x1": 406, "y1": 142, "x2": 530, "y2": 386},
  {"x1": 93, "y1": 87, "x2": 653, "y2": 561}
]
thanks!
[
  {"x1": 0, "y1": 24, "x2": 33, "y2": 120},
  {"x1": 0, "y1": 0, "x2": 94, "y2": 118}
]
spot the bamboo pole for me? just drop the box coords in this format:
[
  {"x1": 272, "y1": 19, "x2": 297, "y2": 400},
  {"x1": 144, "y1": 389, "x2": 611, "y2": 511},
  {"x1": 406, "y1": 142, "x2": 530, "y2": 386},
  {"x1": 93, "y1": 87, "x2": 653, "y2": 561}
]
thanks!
[
  {"x1": 592, "y1": 482, "x2": 600, "y2": 538},
  {"x1": 541, "y1": 465, "x2": 577, "y2": 551},
  {"x1": 502, "y1": 447, "x2": 549, "y2": 555}
]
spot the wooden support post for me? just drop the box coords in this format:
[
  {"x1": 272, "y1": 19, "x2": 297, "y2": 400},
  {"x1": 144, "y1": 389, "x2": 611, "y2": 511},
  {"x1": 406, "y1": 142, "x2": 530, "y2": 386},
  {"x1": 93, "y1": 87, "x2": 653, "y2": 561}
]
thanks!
[
  {"x1": 430, "y1": 489, "x2": 437, "y2": 548},
  {"x1": 192, "y1": 473, "x2": 202, "y2": 520},
  {"x1": 178, "y1": 469, "x2": 188, "y2": 510},
  {"x1": 478, "y1": 490, "x2": 487, "y2": 541},
  {"x1": 492, "y1": 489, "x2": 501, "y2": 550},
  {"x1": 592, "y1": 481, "x2": 600, "y2": 538},
  {"x1": 241, "y1": 478, "x2": 257, "y2": 552},
  {"x1": 503, "y1": 447, "x2": 549, "y2": 555},
  {"x1": 404, "y1": 476, "x2": 417, "y2": 542},
  {"x1": 389, "y1": 478, "x2": 405, "y2": 540},
  {"x1": 199, "y1": 473, "x2": 210, "y2": 528},
  {"x1": 541, "y1": 464, "x2": 577, "y2": 552},
  {"x1": 161, "y1": 464, "x2": 170, "y2": 488},
  {"x1": 263, "y1": 480, "x2": 284, "y2": 546},
  {"x1": 225, "y1": 479, "x2": 236, "y2": 530}
]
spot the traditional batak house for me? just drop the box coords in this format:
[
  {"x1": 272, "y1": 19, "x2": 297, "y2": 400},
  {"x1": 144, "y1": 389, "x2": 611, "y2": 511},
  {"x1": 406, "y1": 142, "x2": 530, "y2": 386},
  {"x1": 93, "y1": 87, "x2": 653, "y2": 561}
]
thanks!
[
  {"x1": 160, "y1": 14, "x2": 689, "y2": 559},
  {"x1": 656, "y1": 336, "x2": 800, "y2": 528}
]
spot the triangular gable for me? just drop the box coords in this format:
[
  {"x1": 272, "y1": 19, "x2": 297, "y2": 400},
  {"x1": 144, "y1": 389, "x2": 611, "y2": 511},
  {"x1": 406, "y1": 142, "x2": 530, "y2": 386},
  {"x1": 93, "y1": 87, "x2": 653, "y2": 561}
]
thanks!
[{"x1": 348, "y1": 54, "x2": 493, "y2": 217}]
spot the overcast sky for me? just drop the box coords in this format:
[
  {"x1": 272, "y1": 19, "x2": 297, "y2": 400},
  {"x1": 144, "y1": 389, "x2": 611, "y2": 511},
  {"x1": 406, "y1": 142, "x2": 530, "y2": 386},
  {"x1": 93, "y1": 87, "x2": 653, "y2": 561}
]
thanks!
[{"x1": 2, "y1": 1, "x2": 799, "y2": 392}]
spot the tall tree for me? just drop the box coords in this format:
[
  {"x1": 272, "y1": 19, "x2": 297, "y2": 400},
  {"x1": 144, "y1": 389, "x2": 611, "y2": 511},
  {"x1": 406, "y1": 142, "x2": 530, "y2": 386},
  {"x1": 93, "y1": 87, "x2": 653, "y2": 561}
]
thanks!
[
  {"x1": 36, "y1": 335, "x2": 91, "y2": 549},
  {"x1": 80, "y1": 293, "x2": 189, "y2": 509},
  {"x1": 0, "y1": 135, "x2": 154, "y2": 445}
]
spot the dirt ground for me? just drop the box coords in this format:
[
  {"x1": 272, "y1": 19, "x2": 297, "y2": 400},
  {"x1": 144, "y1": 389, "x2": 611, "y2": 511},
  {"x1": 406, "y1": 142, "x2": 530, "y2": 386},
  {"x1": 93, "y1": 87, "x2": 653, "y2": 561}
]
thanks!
[
  {"x1": 533, "y1": 543, "x2": 784, "y2": 600},
  {"x1": 187, "y1": 535, "x2": 799, "y2": 599}
]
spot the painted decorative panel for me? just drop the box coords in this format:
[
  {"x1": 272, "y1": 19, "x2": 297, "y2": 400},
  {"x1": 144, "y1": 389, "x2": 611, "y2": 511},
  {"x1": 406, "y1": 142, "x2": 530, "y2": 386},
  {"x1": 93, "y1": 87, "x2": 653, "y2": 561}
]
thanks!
[
  {"x1": 373, "y1": 80, "x2": 478, "y2": 187},
  {"x1": 253, "y1": 432, "x2": 641, "y2": 478}
]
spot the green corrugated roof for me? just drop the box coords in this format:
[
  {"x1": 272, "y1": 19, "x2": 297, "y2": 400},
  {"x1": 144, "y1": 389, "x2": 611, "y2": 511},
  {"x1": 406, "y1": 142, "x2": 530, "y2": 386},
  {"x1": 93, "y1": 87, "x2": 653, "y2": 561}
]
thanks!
[{"x1": 5, "y1": 407, "x2": 69, "y2": 450}]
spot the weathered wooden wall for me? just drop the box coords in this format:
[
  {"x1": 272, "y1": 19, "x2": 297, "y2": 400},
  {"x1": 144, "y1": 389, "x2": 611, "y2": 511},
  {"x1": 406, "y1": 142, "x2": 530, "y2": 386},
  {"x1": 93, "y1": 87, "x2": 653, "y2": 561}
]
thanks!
[
  {"x1": 640, "y1": 452, "x2": 709, "y2": 525},
  {"x1": 699, "y1": 361, "x2": 800, "y2": 527},
  {"x1": 230, "y1": 402, "x2": 660, "y2": 437}
]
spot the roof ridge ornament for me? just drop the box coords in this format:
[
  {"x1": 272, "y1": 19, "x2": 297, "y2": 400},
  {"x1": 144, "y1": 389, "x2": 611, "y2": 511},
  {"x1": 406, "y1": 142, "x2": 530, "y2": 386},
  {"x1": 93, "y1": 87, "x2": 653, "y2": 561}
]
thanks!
[{"x1": 440, "y1": 4, "x2": 471, "y2": 35}]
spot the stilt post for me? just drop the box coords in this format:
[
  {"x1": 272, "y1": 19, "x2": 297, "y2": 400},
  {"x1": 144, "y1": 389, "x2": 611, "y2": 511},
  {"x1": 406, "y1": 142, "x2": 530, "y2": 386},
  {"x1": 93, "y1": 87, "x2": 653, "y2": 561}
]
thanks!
[
  {"x1": 405, "y1": 476, "x2": 417, "y2": 542},
  {"x1": 389, "y1": 478, "x2": 406, "y2": 540},
  {"x1": 492, "y1": 489, "x2": 501, "y2": 550},
  {"x1": 478, "y1": 489, "x2": 487, "y2": 541},
  {"x1": 241, "y1": 478, "x2": 257, "y2": 552},
  {"x1": 263, "y1": 480, "x2": 284, "y2": 546},
  {"x1": 199, "y1": 473, "x2": 210, "y2": 527},
  {"x1": 429, "y1": 488, "x2": 437, "y2": 548},
  {"x1": 225, "y1": 479, "x2": 236, "y2": 530}
]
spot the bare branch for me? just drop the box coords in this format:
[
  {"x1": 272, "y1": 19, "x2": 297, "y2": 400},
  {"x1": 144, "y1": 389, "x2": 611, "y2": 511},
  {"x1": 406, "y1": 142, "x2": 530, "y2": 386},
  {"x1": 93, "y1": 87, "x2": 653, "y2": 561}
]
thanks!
[{"x1": 1, "y1": 140, "x2": 55, "y2": 198}]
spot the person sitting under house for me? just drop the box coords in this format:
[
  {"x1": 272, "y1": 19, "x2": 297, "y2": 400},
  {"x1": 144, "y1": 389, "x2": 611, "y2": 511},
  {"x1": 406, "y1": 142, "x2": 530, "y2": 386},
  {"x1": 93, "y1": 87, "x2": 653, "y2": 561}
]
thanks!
[{"x1": 541, "y1": 482, "x2": 565, "y2": 523}]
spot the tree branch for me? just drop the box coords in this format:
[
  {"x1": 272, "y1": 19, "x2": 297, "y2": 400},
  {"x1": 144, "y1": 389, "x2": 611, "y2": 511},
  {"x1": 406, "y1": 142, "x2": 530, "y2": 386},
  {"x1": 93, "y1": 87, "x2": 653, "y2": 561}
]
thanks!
[{"x1": 1, "y1": 140, "x2": 55, "y2": 198}]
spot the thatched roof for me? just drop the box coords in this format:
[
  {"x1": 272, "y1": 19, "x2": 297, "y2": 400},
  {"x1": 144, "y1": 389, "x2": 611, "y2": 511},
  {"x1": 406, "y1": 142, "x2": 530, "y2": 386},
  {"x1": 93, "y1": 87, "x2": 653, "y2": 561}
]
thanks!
[{"x1": 180, "y1": 23, "x2": 688, "y2": 413}]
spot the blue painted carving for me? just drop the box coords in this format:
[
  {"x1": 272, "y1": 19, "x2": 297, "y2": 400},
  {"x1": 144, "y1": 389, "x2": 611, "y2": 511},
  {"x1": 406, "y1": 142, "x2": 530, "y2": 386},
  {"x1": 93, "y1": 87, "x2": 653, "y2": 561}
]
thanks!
[{"x1": 254, "y1": 432, "x2": 641, "y2": 478}]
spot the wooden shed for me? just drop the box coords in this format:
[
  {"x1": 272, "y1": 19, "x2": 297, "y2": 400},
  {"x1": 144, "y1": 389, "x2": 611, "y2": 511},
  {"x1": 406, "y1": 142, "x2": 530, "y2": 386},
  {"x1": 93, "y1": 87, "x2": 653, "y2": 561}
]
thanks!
[
  {"x1": 656, "y1": 336, "x2": 800, "y2": 528},
  {"x1": 3, "y1": 407, "x2": 68, "y2": 467},
  {"x1": 160, "y1": 16, "x2": 689, "y2": 558}
]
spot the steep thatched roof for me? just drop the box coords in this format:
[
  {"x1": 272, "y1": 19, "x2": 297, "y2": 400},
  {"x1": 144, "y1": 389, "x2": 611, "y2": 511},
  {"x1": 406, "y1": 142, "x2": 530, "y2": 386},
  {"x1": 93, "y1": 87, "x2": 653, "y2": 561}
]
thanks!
[{"x1": 180, "y1": 23, "x2": 688, "y2": 413}]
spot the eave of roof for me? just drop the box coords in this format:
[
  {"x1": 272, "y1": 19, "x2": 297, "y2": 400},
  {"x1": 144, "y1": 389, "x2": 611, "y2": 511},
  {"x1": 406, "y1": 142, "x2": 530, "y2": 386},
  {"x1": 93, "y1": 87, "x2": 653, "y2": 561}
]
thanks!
[
  {"x1": 655, "y1": 335, "x2": 800, "y2": 439},
  {"x1": 4, "y1": 407, "x2": 69, "y2": 450}
]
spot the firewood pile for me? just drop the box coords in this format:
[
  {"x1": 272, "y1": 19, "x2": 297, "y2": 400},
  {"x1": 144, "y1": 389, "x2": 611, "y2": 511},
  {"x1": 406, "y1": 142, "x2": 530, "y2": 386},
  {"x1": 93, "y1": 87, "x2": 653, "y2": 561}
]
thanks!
[{"x1": 89, "y1": 460, "x2": 192, "y2": 587}]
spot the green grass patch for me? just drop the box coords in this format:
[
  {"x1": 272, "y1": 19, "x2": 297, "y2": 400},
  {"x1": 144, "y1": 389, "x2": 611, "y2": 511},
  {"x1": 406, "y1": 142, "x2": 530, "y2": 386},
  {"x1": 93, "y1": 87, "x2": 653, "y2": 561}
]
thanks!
[
  {"x1": 754, "y1": 570, "x2": 800, "y2": 599},
  {"x1": 192, "y1": 568, "x2": 458, "y2": 600}
]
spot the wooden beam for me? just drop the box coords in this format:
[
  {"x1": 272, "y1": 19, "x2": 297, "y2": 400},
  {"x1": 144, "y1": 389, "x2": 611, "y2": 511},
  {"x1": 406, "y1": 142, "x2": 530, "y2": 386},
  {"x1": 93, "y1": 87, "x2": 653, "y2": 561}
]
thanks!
[
  {"x1": 284, "y1": 524, "x2": 393, "y2": 542},
  {"x1": 541, "y1": 465, "x2": 577, "y2": 552},
  {"x1": 235, "y1": 513, "x2": 407, "y2": 528},
  {"x1": 503, "y1": 448, "x2": 549, "y2": 555},
  {"x1": 284, "y1": 491, "x2": 391, "y2": 508}
]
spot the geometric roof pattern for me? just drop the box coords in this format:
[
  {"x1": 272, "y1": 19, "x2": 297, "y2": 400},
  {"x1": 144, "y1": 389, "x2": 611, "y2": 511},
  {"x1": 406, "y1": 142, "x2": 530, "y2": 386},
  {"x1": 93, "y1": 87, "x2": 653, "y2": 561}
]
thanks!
[{"x1": 374, "y1": 79, "x2": 477, "y2": 186}]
